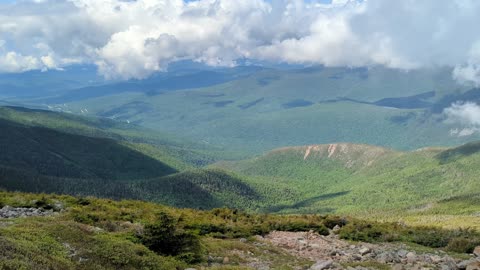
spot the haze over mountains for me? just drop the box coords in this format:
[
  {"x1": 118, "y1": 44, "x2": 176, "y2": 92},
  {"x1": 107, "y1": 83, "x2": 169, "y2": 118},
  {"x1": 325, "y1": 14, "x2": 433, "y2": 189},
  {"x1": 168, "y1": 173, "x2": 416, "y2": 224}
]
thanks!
[{"x1": 3, "y1": 64, "x2": 480, "y2": 155}]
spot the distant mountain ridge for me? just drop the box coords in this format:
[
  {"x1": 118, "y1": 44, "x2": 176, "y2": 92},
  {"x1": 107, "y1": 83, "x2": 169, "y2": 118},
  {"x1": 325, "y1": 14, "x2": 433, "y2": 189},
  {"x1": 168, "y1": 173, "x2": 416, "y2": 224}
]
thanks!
[{"x1": 19, "y1": 66, "x2": 480, "y2": 154}]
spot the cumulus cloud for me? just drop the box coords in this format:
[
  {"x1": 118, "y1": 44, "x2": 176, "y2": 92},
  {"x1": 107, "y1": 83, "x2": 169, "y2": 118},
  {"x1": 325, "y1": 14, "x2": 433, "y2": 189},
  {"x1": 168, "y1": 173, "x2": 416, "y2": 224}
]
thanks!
[
  {"x1": 2, "y1": 0, "x2": 480, "y2": 80},
  {"x1": 444, "y1": 102, "x2": 480, "y2": 137}
]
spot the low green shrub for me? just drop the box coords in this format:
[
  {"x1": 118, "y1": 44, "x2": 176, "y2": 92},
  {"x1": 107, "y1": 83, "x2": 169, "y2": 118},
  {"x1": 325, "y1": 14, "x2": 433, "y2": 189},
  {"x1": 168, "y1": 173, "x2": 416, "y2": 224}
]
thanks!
[
  {"x1": 408, "y1": 227, "x2": 451, "y2": 248},
  {"x1": 33, "y1": 196, "x2": 54, "y2": 210},
  {"x1": 323, "y1": 215, "x2": 348, "y2": 229},
  {"x1": 337, "y1": 219, "x2": 480, "y2": 253},
  {"x1": 72, "y1": 212, "x2": 100, "y2": 225},
  {"x1": 273, "y1": 221, "x2": 329, "y2": 236},
  {"x1": 140, "y1": 212, "x2": 203, "y2": 264},
  {"x1": 338, "y1": 221, "x2": 387, "y2": 242},
  {"x1": 75, "y1": 197, "x2": 91, "y2": 206},
  {"x1": 445, "y1": 237, "x2": 480, "y2": 253}
]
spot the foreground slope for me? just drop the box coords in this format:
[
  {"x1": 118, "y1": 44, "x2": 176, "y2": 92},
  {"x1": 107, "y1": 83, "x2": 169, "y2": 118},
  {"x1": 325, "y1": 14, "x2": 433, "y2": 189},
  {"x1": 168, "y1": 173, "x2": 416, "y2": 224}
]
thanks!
[{"x1": 1, "y1": 191, "x2": 479, "y2": 270}]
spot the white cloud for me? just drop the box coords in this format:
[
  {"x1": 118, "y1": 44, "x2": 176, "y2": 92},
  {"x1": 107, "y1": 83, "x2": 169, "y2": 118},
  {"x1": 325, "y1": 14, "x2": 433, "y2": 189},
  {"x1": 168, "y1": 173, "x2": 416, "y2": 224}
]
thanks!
[
  {"x1": 453, "y1": 64, "x2": 480, "y2": 86},
  {"x1": 445, "y1": 102, "x2": 480, "y2": 137},
  {"x1": 2, "y1": 0, "x2": 480, "y2": 80},
  {"x1": 452, "y1": 42, "x2": 480, "y2": 86}
]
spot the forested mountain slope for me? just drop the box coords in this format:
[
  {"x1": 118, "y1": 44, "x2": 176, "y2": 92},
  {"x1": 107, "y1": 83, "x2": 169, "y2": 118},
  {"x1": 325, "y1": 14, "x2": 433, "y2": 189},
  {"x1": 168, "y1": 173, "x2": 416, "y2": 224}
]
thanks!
[
  {"x1": 35, "y1": 66, "x2": 480, "y2": 154},
  {"x1": 1, "y1": 105, "x2": 480, "y2": 222},
  {"x1": 212, "y1": 142, "x2": 480, "y2": 216}
]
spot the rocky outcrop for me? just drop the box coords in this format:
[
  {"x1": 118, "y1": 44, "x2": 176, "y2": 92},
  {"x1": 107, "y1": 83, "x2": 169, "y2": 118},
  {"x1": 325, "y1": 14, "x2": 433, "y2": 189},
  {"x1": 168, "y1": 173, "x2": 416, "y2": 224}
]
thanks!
[
  {"x1": 0, "y1": 206, "x2": 54, "y2": 218},
  {"x1": 264, "y1": 231, "x2": 480, "y2": 270}
]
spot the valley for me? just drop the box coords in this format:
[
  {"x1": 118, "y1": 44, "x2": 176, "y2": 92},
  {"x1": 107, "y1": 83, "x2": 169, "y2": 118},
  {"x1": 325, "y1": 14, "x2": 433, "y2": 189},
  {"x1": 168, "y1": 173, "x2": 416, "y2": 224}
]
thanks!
[
  {"x1": 1, "y1": 105, "x2": 480, "y2": 231},
  {"x1": 9, "y1": 66, "x2": 478, "y2": 156}
]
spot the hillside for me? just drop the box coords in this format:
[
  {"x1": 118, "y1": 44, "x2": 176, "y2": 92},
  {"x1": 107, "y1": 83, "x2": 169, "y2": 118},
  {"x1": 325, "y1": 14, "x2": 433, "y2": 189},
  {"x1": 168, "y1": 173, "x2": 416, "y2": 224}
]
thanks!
[
  {"x1": 0, "y1": 106, "x2": 238, "y2": 199},
  {"x1": 0, "y1": 105, "x2": 234, "y2": 167},
  {"x1": 2, "y1": 105, "x2": 480, "y2": 230},
  {"x1": 0, "y1": 106, "x2": 277, "y2": 209},
  {"x1": 210, "y1": 142, "x2": 480, "y2": 226},
  {"x1": 0, "y1": 118, "x2": 177, "y2": 180},
  {"x1": 27, "y1": 66, "x2": 480, "y2": 154},
  {"x1": 1, "y1": 191, "x2": 480, "y2": 270}
]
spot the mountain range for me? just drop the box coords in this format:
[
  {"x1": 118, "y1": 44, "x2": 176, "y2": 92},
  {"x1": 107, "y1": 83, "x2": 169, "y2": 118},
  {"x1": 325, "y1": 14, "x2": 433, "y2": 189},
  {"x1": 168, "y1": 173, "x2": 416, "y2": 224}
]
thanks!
[
  {"x1": 5, "y1": 65, "x2": 480, "y2": 156},
  {"x1": 1, "y1": 104, "x2": 479, "y2": 231}
]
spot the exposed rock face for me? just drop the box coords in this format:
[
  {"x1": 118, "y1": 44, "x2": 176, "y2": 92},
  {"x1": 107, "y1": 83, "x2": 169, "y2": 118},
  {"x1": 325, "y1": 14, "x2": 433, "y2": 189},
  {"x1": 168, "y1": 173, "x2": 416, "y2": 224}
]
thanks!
[
  {"x1": 0, "y1": 206, "x2": 54, "y2": 218},
  {"x1": 264, "y1": 231, "x2": 479, "y2": 270},
  {"x1": 474, "y1": 246, "x2": 480, "y2": 257}
]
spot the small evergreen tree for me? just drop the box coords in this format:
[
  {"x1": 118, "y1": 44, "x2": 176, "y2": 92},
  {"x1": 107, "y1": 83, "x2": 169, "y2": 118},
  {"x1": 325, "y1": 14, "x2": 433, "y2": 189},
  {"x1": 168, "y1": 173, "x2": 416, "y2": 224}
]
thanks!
[{"x1": 141, "y1": 212, "x2": 203, "y2": 263}]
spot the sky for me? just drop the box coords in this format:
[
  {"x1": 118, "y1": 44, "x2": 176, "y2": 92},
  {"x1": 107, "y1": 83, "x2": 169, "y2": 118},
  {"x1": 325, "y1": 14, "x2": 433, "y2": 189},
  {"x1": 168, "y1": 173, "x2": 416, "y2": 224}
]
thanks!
[{"x1": 1, "y1": 0, "x2": 480, "y2": 85}]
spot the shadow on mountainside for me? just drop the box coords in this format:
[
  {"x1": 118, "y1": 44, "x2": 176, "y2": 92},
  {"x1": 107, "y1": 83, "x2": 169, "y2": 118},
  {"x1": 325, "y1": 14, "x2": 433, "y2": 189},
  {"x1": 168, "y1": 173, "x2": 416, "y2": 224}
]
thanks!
[
  {"x1": 262, "y1": 191, "x2": 350, "y2": 213},
  {"x1": 0, "y1": 118, "x2": 177, "y2": 180},
  {"x1": 436, "y1": 141, "x2": 480, "y2": 164}
]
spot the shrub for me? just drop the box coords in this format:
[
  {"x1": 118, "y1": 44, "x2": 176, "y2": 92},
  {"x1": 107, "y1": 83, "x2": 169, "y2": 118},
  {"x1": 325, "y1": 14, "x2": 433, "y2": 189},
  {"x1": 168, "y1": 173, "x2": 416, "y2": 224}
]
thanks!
[
  {"x1": 338, "y1": 221, "x2": 386, "y2": 242},
  {"x1": 186, "y1": 223, "x2": 227, "y2": 235},
  {"x1": 408, "y1": 227, "x2": 452, "y2": 248},
  {"x1": 140, "y1": 212, "x2": 203, "y2": 264},
  {"x1": 446, "y1": 237, "x2": 480, "y2": 253},
  {"x1": 273, "y1": 221, "x2": 329, "y2": 236},
  {"x1": 34, "y1": 196, "x2": 54, "y2": 210},
  {"x1": 72, "y1": 212, "x2": 100, "y2": 225},
  {"x1": 76, "y1": 197, "x2": 91, "y2": 206},
  {"x1": 323, "y1": 215, "x2": 347, "y2": 229}
]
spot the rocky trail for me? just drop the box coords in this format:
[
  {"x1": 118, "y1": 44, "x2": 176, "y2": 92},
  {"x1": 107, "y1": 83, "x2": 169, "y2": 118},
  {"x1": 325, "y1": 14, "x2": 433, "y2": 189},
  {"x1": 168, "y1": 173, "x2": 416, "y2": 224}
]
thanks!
[{"x1": 262, "y1": 231, "x2": 480, "y2": 270}]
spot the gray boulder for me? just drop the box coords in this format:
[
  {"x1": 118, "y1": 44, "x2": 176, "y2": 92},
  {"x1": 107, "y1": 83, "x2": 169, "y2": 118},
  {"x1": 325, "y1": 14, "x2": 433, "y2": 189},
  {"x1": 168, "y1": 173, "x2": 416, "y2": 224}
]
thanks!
[{"x1": 310, "y1": 260, "x2": 333, "y2": 270}]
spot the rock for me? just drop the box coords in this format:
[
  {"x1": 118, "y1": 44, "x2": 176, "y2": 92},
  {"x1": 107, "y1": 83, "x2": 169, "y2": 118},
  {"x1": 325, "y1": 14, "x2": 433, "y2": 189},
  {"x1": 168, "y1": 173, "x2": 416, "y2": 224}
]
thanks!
[
  {"x1": 474, "y1": 246, "x2": 480, "y2": 257},
  {"x1": 439, "y1": 262, "x2": 458, "y2": 270},
  {"x1": 406, "y1": 252, "x2": 417, "y2": 263},
  {"x1": 430, "y1": 255, "x2": 443, "y2": 264},
  {"x1": 239, "y1": 238, "x2": 247, "y2": 243},
  {"x1": 0, "y1": 206, "x2": 53, "y2": 219},
  {"x1": 458, "y1": 259, "x2": 475, "y2": 269},
  {"x1": 185, "y1": 268, "x2": 197, "y2": 270},
  {"x1": 309, "y1": 260, "x2": 333, "y2": 270},
  {"x1": 443, "y1": 256, "x2": 459, "y2": 270},
  {"x1": 359, "y1": 247, "x2": 371, "y2": 255},
  {"x1": 397, "y1": 250, "x2": 408, "y2": 258},
  {"x1": 458, "y1": 263, "x2": 468, "y2": 270},
  {"x1": 222, "y1": 257, "x2": 230, "y2": 264},
  {"x1": 352, "y1": 254, "x2": 363, "y2": 261},
  {"x1": 298, "y1": 240, "x2": 308, "y2": 245},
  {"x1": 466, "y1": 261, "x2": 480, "y2": 270},
  {"x1": 254, "y1": 235, "x2": 264, "y2": 241},
  {"x1": 392, "y1": 264, "x2": 404, "y2": 270},
  {"x1": 332, "y1": 225, "x2": 341, "y2": 232},
  {"x1": 376, "y1": 252, "x2": 391, "y2": 264}
]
